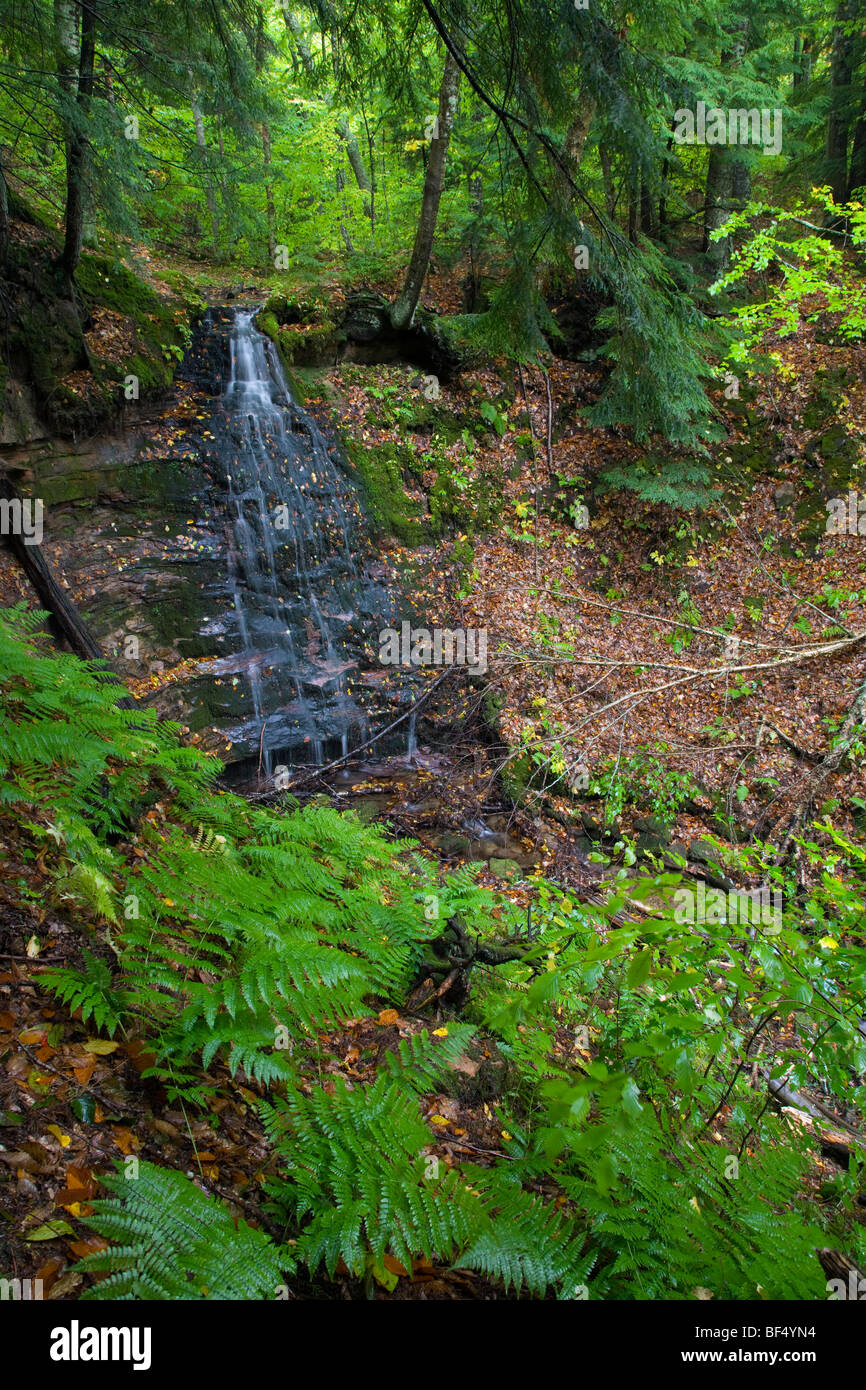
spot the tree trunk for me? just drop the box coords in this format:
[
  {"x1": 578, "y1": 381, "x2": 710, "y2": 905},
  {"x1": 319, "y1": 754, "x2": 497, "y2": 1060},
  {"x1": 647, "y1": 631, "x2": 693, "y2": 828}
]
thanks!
[
  {"x1": 640, "y1": 174, "x2": 654, "y2": 237},
  {"x1": 792, "y1": 36, "x2": 814, "y2": 87},
  {"x1": 1, "y1": 470, "x2": 102, "y2": 661},
  {"x1": 600, "y1": 144, "x2": 616, "y2": 219},
  {"x1": 659, "y1": 132, "x2": 674, "y2": 232},
  {"x1": 262, "y1": 122, "x2": 276, "y2": 263},
  {"x1": 281, "y1": 9, "x2": 315, "y2": 75},
  {"x1": 848, "y1": 102, "x2": 866, "y2": 196},
  {"x1": 703, "y1": 18, "x2": 749, "y2": 272},
  {"x1": 56, "y1": 0, "x2": 96, "y2": 285},
  {"x1": 557, "y1": 89, "x2": 596, "y2": 207},
  {"x1": 191, "y1": 95, "x2": 220, "y2": 259},
  {"x1": 0, "y1": 147, "x2": 9, "y2": 268},
  {"x1": 390, "y1": 50, "x2": 460, "y2": 329},
  {"x1": 703, "y1": 147, "x2": 733, "y2": 271},
  {"x1": 731, "y1": 157, "x2": 751, "y2": 205},
  {"x1": 337, "y1": 117, "x2": 372, "y2": 218},
  {"x1": 826, "y1": 1, "x2": 858, "y2": 204}
]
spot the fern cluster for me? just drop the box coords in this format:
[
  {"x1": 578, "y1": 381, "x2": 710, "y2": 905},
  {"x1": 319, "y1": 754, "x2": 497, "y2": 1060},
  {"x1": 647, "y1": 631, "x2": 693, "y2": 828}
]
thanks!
[
  {"x1": 4, "y1": 606, "x2": 863, "y2": 1302},
  {"x1": 78, "y1": 1162, "x2": 293, "y2": 1300}
]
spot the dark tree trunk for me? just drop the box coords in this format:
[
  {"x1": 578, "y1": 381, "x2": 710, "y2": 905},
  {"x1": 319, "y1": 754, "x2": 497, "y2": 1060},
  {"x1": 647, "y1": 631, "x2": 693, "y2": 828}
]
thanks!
[
  {"x1": 600, "y1": 144, "x2": 616, "y2": 219},
  {"x1": 0, "y1": 470, "x2": 102, "y2": 661},
  {"x1": 792, "y1": 35, "x2": 813, "y2": 87},
  {"x1": 703, "y1": 18, "x2": 749, "y2": 271},
  {"x1": 659, "y1": 132, "x2": 674, "y2": 232},
  {"x1": 0, "y1": 147, "x2": 9, "y2": 268},
  {"x1": 390, "y1": 50, "x2": 460, "y2": 329},
  {"x1": 826, "y1": 1, "x2": 858, "y2": 203},
  {"x1": 191, "y1": 95, "x2": 220, "y2": 259},
  {"x1": 703, "y1": 147, "x2": 733, "y2": 270},
  {"x1": 640, "y1": 174, "x2": 654, "y2": 236},
  {"x1": 731, "y1": 158, "x2": 751, "y2": 205},
  {"x1": 60, "y1": 0, "x2": 95, "y2": 285},
  {"x1": 848, "y1": 104, "x2": 866, "y2": 195},
  {"x1": 262, "y1": 122, "x2": 276, "y2": 263}
]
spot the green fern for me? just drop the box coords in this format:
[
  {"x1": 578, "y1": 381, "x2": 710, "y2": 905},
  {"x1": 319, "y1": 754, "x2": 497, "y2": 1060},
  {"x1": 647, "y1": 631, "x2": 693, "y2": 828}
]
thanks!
[
  {"x1": 40, "y1": 949, "x2": 127, "y2": 1037},
  {"x1": 76, "y1": 1162, "x2": 293, "y2": 1300},
  {"x1": 261, "y1": 1074, "x2": 590, "y2": 1295}
]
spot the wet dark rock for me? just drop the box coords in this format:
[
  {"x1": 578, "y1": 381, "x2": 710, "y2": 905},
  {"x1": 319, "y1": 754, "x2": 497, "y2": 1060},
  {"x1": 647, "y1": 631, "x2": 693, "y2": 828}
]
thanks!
[
  {"x1": 688, "y1": 838, "x2": 722, "y2": 866},
  {"x1": 637, "y1": 832, "x2": 668, "y2": 858},
  {"x1": 634, "y1": 815, "x2": 672, "y2": 842}
]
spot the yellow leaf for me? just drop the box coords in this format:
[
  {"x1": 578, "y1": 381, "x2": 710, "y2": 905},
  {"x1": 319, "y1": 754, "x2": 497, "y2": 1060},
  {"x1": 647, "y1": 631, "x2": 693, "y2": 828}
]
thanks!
[
  {"x1": 818, "y1": 937, "x2": 838, "y2": 950},
  {"x1": 46, "y1": 1125, "x2": 71, "y2": 1147},
  {"x1": 83, "y1": 1039, "x2": 119, "y2": 1055},
  {"x1": 501, "y1": 1129, "x2": 513, "y2": 1141}
]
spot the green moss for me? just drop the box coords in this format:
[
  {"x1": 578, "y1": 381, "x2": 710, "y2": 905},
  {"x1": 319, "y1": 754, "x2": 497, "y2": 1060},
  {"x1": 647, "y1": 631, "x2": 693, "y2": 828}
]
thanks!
[
  {"x1": 342, "y1": 436, "x2": 426, "y2": 546},
  {"x1": 499, "y1": 751, "x2": 533, "y2": 806},
  {"x1": 76, "y1": 251, "x2": 195, "y2": 397},
  {"x1": 259, "y1": 295, "x2": 342, "y2": 369}
]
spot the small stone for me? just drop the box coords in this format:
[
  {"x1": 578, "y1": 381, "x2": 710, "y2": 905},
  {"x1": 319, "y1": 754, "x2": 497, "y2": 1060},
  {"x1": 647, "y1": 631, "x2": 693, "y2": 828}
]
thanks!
[{"x1": 488, "y1": 858, "x2": 521, "y2": 879}]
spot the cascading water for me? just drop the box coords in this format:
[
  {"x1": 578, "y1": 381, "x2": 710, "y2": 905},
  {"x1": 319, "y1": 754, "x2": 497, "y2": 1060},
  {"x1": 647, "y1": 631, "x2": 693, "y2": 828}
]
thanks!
[{"x1": 200, "y1": 307, "x2": 399, "y2": 776}]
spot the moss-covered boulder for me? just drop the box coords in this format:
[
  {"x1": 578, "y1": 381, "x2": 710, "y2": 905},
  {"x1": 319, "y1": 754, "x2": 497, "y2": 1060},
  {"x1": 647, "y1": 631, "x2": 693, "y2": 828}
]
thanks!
[{"x1": 0, "y1": 224, "x2": 202, "y2": 440}]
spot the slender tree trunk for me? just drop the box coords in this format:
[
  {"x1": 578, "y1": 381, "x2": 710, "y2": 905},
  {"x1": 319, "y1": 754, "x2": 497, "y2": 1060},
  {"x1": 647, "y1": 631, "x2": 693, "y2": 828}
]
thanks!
[
  {"x1": 659, "y1": 132, "x2": 674, "y2": 231},
  {"x1": 600, "y1": 144, "x2": 616, "y2": 219},
  {"x1": 0, "y1": 148, "x2": 9, "y2": 267},
  {"x1": 558, "y1": 89, "x2": 596, "y2": 206},
  {"x1": 640, "y1": 174, "x2": 654, "y2": 236},
  {"x1": 390, "y1": 51, "x2": 460, "y2": 329},
  {"x1": 848, "y1": 102, "x2": 866, "y2": 195},
  {"x1": 61, "y1": 3, "x2": 95, "y2": 283},
  {"x1": 827, "y1": 0, "x2": 858, "y2": 203},
  {"x1": 464, "y1": 101, "x2": 485, "y2": 310},
  {"x1": 703, "y1": 147, "x2": 733, "y2": 269},
  {"x1": 703, "y1": 19, "x2": 749, "y2": 271},
  {"x1": 627, "y1": 167, "x2": 639, "y2": 243},
  {"x1": 337, "y1": 116, "x2": 372, "y2": 218},
  {"x1": 262, "y1": 122, "x2": 276, "y2": 262},
  {"x1": 55, "y1": 0, "x2": 95, "y2": 286},
  {"x1": 191, "y1": 95, "x2": 220, "y2": 259},
  {"x1": 282, "y1": 9, "x2": 315, "y2": 75}
]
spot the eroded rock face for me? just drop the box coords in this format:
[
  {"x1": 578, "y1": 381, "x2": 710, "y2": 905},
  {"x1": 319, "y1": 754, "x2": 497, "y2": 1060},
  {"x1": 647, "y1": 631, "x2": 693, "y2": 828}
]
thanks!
[{"x1": 10, "y1": 307, "x2": 421, "y2": 779}]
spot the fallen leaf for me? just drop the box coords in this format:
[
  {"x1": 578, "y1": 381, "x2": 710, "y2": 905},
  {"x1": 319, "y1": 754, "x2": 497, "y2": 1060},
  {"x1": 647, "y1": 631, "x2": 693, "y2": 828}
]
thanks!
[{"x1": 25, "y1": 1219, "x2": 75, "y2": 1241}]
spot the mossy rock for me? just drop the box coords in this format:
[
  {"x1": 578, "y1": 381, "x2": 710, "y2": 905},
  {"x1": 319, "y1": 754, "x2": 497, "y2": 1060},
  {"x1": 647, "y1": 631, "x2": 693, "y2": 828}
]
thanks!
[
  {"x1": 260, "y1": 295, "x2": 342, "y2": 369},
  {"x1": 500, "y1": 750, "x2": 533, "y2": 805},
  {"x1": 341, "y1": 435, "x2": 427, "y2": 546},
  {"x1": 488, "y1": 857, "x2": 521, "y2": 879}
]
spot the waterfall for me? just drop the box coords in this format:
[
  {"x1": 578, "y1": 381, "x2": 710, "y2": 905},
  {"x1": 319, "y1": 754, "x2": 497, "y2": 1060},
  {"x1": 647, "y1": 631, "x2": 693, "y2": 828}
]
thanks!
[{"x1": 211, "y1": 307, "x2": 385, "y2": 775}]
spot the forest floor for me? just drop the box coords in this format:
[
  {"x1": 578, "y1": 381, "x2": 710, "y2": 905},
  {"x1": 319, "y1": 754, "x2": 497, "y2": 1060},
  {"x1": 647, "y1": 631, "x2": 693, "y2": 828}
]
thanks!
[{"x1": 2, "y1": 250, "x2": 865, "y2": 1299}]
